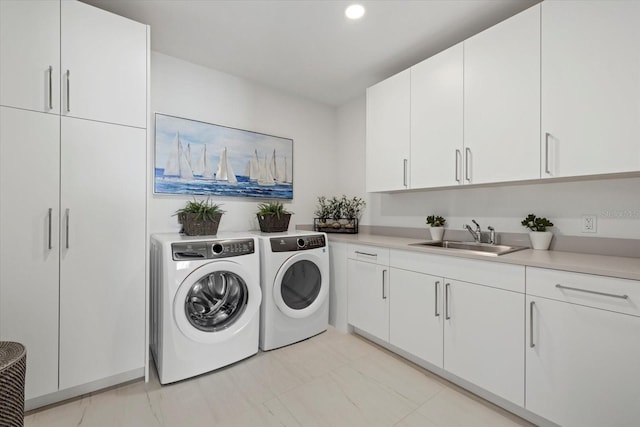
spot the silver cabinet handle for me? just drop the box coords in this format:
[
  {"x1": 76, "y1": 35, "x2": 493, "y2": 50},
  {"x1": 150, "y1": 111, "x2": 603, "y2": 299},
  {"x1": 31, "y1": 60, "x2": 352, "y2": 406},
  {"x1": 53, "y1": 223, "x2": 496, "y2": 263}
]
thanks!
[
  {"x1": 47, "y1": 208, "x2": 53, "y2": 250},
  {"x1": 48, "y1": 66, "x2": 53, "y2": 110},
  {"x1": 354, "y1": 251, "x2": 377, "y2": 257},
  {"x1": 445, "y1": 282, "x2": 451, "y2": 320},
  {"x1": 66, "y1": 70, "x2": 70, "y2": 112},
  {"x1": 434, "y1": 281, "x2": 440, "y2": 317},
  {"x1": 455, "y1": 150, "x2": 461, "y2": 183},
  {"x1": 382, "y1": 269, "x2": 387, "y2": 300},
  {"x1": 555, "y1": 284, "x2": 628, "y2": 300},
  {"x1": 530, "y1": 301, "x2": 535, "y2": 348},
  {"x1": 465, "y1": 147, "x2": 471, "y2": 182},
  {"x1": 403, "y1": 159, "x2": 408, "y2": 187},
  {"x1": 544, "y1": 132, "x2": 551, "y2": 175},
  {"x1": 65, "y1": 208, "x2": 70, "y2": 249}
]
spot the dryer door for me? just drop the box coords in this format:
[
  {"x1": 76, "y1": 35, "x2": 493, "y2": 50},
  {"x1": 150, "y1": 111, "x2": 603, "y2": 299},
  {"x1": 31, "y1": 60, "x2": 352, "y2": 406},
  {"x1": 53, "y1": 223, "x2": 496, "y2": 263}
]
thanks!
[
  {"x1": 273, "y1": 252, "x2": 328, "y2": 319},
  {"x1": 174, "y1": 260, "x2": 261, "y2": 343}
]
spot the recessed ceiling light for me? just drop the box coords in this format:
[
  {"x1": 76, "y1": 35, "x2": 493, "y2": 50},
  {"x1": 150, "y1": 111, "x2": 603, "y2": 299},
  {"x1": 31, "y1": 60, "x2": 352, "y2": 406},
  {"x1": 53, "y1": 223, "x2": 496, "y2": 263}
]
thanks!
[{"x1": 345, "y1": 4, "x2": 365, "y2": 20}]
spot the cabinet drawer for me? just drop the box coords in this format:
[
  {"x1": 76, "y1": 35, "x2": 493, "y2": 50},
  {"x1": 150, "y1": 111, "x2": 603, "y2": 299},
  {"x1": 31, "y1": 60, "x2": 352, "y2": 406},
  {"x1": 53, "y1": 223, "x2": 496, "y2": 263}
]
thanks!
[
  {"x1": 391, "y1": 249, "x2": 524, "y2": 293},
  {"x1": 527, "y1": 267, "x2": 640, "y2": 317},
  {"x1": 347, "y1": 244, "x2": 389, "y2": 265}
]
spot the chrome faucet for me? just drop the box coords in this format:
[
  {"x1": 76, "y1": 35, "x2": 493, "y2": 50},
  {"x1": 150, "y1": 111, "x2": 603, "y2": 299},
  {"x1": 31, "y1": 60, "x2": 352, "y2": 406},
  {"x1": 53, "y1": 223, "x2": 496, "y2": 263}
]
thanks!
[
  {"x1": 488, "y1": 226, "x2": 496, "y2": 245},
  {"x1": 463, "y1": 220, "x2": 482, "y2": 243}
]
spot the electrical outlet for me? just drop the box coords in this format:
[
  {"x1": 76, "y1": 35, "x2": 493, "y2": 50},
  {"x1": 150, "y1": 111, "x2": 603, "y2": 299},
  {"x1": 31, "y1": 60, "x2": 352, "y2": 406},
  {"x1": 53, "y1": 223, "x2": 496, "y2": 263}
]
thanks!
[{"x1": 581, "y1": 215, "x2": 597, "y2": 233}]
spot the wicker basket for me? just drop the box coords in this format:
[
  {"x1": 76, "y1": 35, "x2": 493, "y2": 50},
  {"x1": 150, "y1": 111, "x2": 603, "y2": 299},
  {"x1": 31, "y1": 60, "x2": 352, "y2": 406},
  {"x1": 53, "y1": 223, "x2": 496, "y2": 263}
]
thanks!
[
  {"x1": 0, "y1": 342, "x2": 26, "y2": 427},
  {"x1": 178, "y1": 212, "x2": 222, "y2": 236},
  {"x1": 257, "y1": 213, "x2": 291, "y2": 233}
]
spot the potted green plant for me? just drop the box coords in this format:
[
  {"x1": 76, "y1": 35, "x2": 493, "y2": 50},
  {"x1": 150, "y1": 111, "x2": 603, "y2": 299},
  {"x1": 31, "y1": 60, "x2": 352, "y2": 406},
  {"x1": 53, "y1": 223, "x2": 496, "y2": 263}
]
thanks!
[
  {"x1": 174, "y1": 198, "x2": 225, "y2": 236},
  {"x1": 256, "y1": 201, "x2": 293, "y2": 232},
  {"x1": 341, "y1": 195, "x2": 365, "y2": 231},
  {"x1": 426, "y1": 215, "x2": 446, "y2": 241},
  {"x1": 313, "y1": 196, "x2": 332, "y2": 228},
  {"x1": 521, "y1": 213, "x2": 554, "y2": 250}
]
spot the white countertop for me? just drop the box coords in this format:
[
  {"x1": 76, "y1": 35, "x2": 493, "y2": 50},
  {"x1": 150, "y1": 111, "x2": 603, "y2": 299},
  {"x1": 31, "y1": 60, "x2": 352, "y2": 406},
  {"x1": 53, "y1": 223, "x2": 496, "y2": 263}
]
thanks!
[{"x1": 327, "y1": 232, "x2": 640, "y2": 281}]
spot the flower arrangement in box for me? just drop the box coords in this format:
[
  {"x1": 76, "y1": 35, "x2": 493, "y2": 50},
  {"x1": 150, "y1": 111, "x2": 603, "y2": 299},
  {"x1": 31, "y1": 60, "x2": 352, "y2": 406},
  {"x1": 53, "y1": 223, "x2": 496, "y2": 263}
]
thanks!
[{"x1": 314, "y1": 195, "x2": 365, "y2": 233}]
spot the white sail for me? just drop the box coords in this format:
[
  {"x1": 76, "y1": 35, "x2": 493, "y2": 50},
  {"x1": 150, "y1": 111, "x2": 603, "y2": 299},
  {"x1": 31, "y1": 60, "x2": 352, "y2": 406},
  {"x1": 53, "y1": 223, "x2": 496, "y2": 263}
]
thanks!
[
  {"x1": 270, "y1": 149, "x2": 277, "y2": 180},
  {"x1": 244, "y1": 161, "x2": 251, "y2": 177},
  {"x1": 192, "y1": 145, "x2": 206, "y2": 176},
  {"x1": 249, "y1": 149, "x2": 260, "y2": 181},
  {"x1": 257, "y1": 154, "x2": 275, "y2": 186},
  {"x1": 203, "y1": 145, "x2": 214, "y2": 178},
  {"x1": 164, "y1": 132, "x2": 193, "y2": 179},
  {"x1": 216, "y1": 147, "x2": 237, "y2": 184},
  {"x1": 283, "y1": 157, "x2": 292, "y2": 184}
]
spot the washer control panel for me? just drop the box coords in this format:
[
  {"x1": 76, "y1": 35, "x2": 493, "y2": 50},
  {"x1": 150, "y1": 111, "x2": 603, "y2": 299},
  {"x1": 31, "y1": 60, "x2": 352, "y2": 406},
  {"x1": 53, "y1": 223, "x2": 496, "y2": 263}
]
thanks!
[
  {"x1": 270, "y1": 234, "x2": 326, "y2": 252},
  {"x1": 172, "y1": 238, "x2": 255, "y2": 260}
]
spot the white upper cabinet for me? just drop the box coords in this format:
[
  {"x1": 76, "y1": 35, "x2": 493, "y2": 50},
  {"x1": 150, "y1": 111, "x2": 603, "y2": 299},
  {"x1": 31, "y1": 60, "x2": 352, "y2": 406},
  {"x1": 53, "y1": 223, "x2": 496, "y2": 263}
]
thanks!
[
  {"x1": 464, "y1": 4, "x2": 540, "y2": 185},
  {"x1": 410, "y1": 43, "x2": 464, "y2": 188},
  {"x1": 366, "y1": 69, "x2": 410, "y2": 192},
  {"x1": 541, "y1": 1, "x2": 640, "y2": 178},
  {"x1": 61, "y1": 0, "x2": 147, "y2": 128},
  {"x1": 0, "y1": 0, "x2": 60, "y2": 113}
]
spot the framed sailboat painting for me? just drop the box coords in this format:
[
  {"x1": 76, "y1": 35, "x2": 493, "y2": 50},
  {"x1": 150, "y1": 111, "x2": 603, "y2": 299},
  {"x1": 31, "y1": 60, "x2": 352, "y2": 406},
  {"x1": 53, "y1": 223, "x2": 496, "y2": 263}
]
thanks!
[{"x1": 154, "y1": 113, "x2": 293, "y2": 199}]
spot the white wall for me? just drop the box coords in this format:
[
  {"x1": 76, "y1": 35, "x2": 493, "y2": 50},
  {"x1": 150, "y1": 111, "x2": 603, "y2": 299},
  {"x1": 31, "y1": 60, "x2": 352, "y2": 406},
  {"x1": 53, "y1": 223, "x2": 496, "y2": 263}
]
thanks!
[
  {"x1": 149, "y1": 52, "x2": 337, "y2": 234},
  {"x1": 336, "y1": 95, "x2": 640, "y2": 239}
]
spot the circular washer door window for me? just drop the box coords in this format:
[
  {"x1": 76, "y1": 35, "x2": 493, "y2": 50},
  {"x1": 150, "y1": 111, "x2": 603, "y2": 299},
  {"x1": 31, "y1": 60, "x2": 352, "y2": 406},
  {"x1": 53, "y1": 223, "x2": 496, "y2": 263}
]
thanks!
[{"x1": 185, "y1": 270, "x2": 248, "y2": 332}]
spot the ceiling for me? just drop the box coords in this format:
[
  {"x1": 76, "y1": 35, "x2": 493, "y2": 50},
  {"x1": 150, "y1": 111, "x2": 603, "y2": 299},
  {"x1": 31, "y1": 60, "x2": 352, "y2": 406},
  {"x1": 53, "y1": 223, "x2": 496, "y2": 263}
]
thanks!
[{"x1": 81, "y1": 0, "x2": 539, "y2": 106}]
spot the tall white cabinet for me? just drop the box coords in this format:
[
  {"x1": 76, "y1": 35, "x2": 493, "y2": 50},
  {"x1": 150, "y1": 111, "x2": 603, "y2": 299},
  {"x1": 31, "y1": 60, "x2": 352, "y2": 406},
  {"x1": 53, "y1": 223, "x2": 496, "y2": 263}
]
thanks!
[
  {"x1": 541, "y1": 0, "x2": 640, "y2": 178},
  {"x1": 0, "y1": 0, "x2": 148, "y2": 408}
]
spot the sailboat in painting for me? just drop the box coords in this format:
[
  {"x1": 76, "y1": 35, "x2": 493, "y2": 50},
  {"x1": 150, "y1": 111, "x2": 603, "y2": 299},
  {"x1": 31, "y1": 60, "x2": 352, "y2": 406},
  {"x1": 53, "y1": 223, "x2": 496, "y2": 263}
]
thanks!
[
  {"x1": 257, "y1": 154, "x2": 275, "y2": 186},
  {"x1": 192, "y1": 144, "x2": 214, "y2": 179},
  {"x1": 163, "y1": 132, "x2": 193, "y2": 179},
  {"x1": 216, "y1": 147, "x2": 237, "y2": 184}
]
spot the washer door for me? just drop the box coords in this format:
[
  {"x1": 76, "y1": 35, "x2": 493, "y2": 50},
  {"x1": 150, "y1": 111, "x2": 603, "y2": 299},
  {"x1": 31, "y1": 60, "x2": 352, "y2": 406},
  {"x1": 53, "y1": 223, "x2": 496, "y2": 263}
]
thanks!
[
  {"x1": 174, "y1": 260, "x2": 261, "y2": 343},
  {"x1": 273, "y1": 252, "x2": 328, "y2": 319}
]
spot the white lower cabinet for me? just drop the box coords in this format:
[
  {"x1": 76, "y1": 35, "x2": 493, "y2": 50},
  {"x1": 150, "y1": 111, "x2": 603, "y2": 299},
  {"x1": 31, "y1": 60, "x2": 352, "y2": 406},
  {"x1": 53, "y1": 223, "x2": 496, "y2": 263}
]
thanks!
[
  {"x1": 389, "y1": 268, "x2": 443, "y2": 367},
  {"x1": 347, "y1": 245, "x2": 390, "y2": 341},
  {"x1": 443, "y1": 279, "x2": 524, "y2": 406},
  {"x1": 526, "y1": 267, "x2": 640, "y2": 427},
  {"x1": 387, "y1": 250, "x2": 525, "y2": 406}
]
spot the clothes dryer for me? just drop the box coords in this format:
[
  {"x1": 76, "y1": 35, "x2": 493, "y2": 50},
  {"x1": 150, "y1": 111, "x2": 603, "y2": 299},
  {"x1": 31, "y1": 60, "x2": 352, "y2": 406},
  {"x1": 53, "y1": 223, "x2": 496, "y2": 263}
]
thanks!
[
  {"x1": 255, "y1": 232, "x2": 329, "y2": 350},
  {"x1": 150, "y1": 233, "x2": 261, "y2": 384}
]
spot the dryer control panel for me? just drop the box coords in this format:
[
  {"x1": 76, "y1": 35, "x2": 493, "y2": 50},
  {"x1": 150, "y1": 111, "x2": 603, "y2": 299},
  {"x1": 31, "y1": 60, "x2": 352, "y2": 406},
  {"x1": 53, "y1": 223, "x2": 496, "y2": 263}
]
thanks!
[
  {"x1": 172, "y1": 238, "x2": 255, "y2": 260},
  {"x1": 270, "y1": 234, "x2": 326, "y2": 252}
]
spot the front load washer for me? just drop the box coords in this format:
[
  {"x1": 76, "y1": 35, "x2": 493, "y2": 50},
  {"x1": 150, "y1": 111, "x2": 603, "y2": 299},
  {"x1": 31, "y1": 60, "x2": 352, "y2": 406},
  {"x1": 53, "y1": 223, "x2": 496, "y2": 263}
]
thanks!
[
  {"x1": 256, "y1": 232, "x2": 329, "y2": 351},
  {"x1": 150, "y1": 233, "x2": 261, "y2": 384}
]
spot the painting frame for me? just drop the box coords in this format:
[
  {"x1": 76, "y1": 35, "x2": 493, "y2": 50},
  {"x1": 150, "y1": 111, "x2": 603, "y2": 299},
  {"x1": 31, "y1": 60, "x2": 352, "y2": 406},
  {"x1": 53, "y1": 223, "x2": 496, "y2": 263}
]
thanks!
[{"x1": 154, "y1": 113, "x2": 294, "y2": 199}]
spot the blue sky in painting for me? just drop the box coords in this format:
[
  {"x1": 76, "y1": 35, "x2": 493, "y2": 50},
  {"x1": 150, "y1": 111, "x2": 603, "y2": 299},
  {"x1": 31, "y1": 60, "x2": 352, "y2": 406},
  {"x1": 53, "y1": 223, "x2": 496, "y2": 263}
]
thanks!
[{"x1": 154, "y1": 113, "x2": 293, "y2": 177}]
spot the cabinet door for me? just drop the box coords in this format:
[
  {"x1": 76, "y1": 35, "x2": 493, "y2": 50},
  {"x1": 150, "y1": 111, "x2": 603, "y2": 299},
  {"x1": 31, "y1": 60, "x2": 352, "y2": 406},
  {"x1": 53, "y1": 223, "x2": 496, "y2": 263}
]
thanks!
[
  {"x1": 526, "y1": 296, "x2": 640, "y2": 427},
  {"x1": 61, "y1": 0, "x2": 147, "y2": 128},
  {"x1": 410, "y1": 43, "x2": 463, "y2": 189},
  {"x1": 366, "y1": 69, "x2": 410, "y2": 192},
  {"x1": 541, "y1": 1, "x2": 640, "y2": 178},
  {"x1": 59, "y1": 117, "x2": 146, "y2": 389},
  {"x1": 444, "y1": 280, "x2": 524, "y2": 406},
  {"x1": 464, "y1": 5, "x2": 540, "y2": 184},
  {"x1": 389, "y1": 268, "x2": 443, "y2": 367},
  {"x1": 0, "y1": 107, "x2": 60, "y2": 399},
  {"x1": 347, "y1": 259, "x2": 389, "y2": 341},
  {"x1": 0, "y1": 0, "x2": 60, "y2": 113}
]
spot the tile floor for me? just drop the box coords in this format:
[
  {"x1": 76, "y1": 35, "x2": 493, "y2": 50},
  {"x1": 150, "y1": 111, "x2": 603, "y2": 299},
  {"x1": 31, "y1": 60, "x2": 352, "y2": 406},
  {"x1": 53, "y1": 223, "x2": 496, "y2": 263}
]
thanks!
[{"x1": 25, "y1": 328, "x2": 534, "y2": 427}]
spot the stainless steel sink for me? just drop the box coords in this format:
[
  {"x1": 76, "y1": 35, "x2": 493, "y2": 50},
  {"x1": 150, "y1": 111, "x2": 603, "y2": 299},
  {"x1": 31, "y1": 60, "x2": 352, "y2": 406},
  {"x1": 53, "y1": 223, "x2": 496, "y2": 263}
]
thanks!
[{"x1": 408, "y1": 240, "x2": 528, "y2": 256}]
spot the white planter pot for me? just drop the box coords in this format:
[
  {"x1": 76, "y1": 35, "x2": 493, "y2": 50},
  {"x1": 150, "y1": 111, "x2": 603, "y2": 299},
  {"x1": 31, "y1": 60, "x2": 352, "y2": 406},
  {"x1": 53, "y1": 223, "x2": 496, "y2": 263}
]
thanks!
[
  {"x1": 430, "y1": 226, "x2": 445, "y2": 241},
  {"x1": 529, "y1": 231, "x2": 553, "y2": 250}
]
